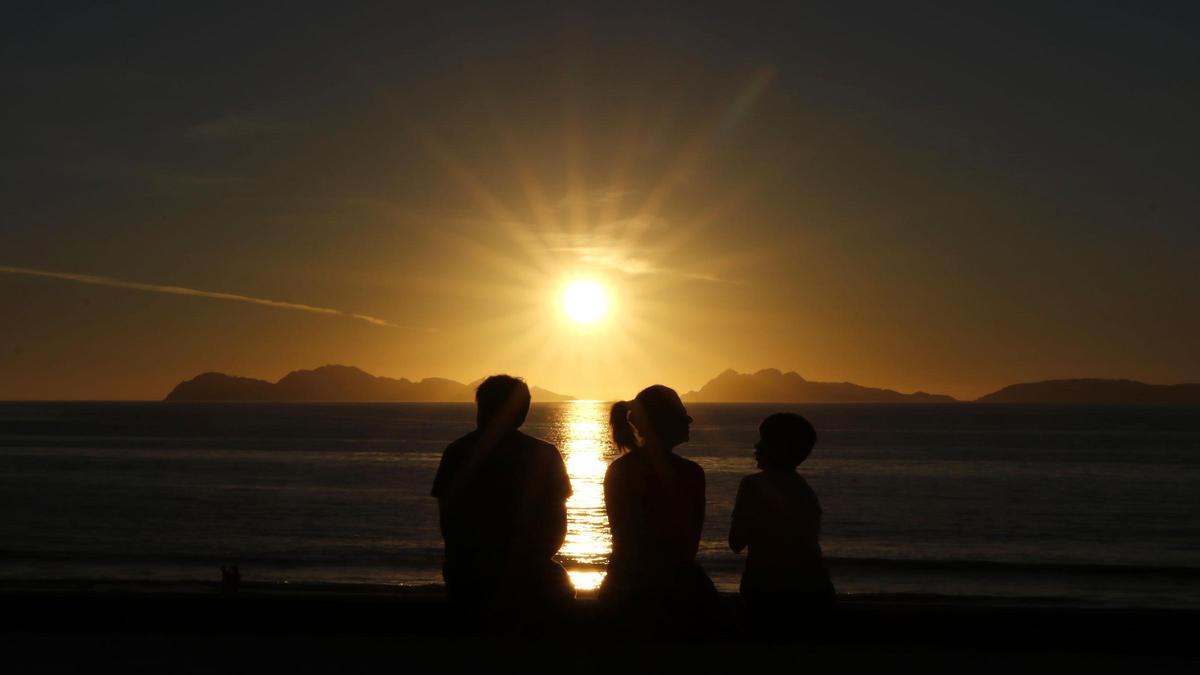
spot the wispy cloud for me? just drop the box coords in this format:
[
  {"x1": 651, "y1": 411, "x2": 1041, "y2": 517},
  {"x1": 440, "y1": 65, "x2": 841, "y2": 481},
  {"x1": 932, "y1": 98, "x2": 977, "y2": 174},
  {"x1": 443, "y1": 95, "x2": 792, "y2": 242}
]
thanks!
[
  {"x1": 535, "y1": 230, "x2": 731, "y2": 283},
  {"x1": 567, "y1": 246, "x2": 727, "y2": 283},
  {"x1": 0, "y1": 264, "x2": 396, "y2": 328},
  {"x1": 187, "y1": 112, "x2": 292, "y2": 142}
]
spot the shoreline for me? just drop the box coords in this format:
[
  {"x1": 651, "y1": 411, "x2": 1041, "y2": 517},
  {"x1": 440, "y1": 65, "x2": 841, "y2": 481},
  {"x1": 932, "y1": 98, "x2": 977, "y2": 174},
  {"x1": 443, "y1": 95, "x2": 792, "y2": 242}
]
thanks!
[
  {"x1": 1, "y1": 575, "x2": 1195, "y2": 612},
  {"x1": 4, "y1": 563, "x2": 1196, "y2": 611},
  {"x1": 1, "y1": 580, "x2": 1195, "y2": 673}
]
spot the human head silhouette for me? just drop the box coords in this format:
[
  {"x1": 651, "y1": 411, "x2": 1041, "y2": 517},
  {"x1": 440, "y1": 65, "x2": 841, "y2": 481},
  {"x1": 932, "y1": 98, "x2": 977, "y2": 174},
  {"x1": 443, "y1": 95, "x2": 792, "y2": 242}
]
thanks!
[
  {"x1": 475, "y1": 374, "x2": 531, "y2": 431},
  {"x1": 610, "y1": 384, "x2": 693, "y2": 453},
  {"x1": 755, "y1": 412, "x2": 816, "y2": 471}
]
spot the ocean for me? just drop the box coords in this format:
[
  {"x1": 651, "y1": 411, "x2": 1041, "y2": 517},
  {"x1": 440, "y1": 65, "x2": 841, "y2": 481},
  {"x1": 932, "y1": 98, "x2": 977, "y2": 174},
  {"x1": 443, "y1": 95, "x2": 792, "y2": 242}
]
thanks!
[{"x1": 1, "y1": 401, "x2": 1197, "y2": 608}]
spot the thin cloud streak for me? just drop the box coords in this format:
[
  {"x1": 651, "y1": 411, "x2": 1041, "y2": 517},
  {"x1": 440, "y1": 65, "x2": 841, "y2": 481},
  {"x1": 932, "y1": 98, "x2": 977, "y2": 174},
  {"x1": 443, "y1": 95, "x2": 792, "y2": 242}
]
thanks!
[
  {"x1": 529, "y1": 229, "x2": 733, "y2": 283},
  {"x1": 550, "y1": 244, "x2": 732, "y2": 284},
  {"x1": 187, "y1": 112, "x2": 292, "y2": 142},
  {"x1": 0, "y1": 264, "x2": 397, "y2": 328},
  {"x1": 575, "y1": 249, "x2": 728, "y2": 283}
]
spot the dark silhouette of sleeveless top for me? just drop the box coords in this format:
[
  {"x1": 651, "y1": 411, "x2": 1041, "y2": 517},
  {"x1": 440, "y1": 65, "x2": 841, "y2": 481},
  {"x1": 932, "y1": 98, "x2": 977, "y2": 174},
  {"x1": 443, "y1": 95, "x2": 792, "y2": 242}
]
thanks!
[{"x1": 600, "y1": 449, "x2": 715, "y2": 601}]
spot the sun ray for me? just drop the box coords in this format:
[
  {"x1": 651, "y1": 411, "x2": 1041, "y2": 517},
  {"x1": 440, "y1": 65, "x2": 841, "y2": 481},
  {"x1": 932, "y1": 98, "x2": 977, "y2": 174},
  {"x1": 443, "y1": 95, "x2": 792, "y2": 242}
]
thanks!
[
  {"x1": 597, "y1": 99, "x2": 655, "y2": 227},
  {"x1": 410, "y1": 125, "x2": 556, "y2": 274},
  {"x1": 614, "y1": 71, "x2": 772, "y2": 252},
  {"x1": 496, "y1": 126, "x2": 560, "y2": 234},
  {"x1": 392, "y1": 67, "x2": 775, "y2": 403},
  {"x1": 560, "y1": 91, "x2": 590, "y2": 239}
]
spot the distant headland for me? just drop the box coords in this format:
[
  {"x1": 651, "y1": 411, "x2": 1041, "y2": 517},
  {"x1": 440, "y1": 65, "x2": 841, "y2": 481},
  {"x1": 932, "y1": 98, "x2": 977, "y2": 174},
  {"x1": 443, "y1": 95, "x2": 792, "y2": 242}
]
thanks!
[
  {"x1": 682, "y1": 369, "x2": 1200, "y2": 404},
  {"x1": 164, "y1": 366, "x2": 1200, "y2": 404},
  {"x1": 164, "y1": 365, "x2": 573, "y2": 402},
  {"x1": 682, "y1": 369, "x2": 956, "y2": 403},
  {"x1": 975, "y1": 379, "x2": 1200, "y2": 404}
]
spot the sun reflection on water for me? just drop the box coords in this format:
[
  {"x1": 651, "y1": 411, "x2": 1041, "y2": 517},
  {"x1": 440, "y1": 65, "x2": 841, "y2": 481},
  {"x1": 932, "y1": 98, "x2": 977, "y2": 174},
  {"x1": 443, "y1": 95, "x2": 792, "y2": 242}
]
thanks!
[{"x1": 549, "y1": 400, "x2": 615, "y2": 592}]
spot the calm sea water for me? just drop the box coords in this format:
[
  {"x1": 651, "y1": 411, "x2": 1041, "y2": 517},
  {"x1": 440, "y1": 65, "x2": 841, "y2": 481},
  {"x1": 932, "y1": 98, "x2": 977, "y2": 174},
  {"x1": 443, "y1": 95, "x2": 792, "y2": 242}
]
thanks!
[{"x1": 1, "y1": 402, "x2": 1198, "y2": 608}]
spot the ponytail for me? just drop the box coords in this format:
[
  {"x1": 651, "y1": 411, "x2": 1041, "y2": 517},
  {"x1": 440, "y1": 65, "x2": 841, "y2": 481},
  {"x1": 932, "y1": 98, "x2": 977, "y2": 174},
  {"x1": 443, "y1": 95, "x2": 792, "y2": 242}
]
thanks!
[{"x1": 610, "y1": 400, "x2": 640, "y2": 452}]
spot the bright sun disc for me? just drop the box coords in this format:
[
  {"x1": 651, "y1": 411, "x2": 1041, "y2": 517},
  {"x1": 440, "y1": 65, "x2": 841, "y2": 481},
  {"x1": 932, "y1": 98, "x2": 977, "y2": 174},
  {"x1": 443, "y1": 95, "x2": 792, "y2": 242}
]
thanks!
[{"x1": 563, "y1": 281, "x2": 609, "y2": 324}]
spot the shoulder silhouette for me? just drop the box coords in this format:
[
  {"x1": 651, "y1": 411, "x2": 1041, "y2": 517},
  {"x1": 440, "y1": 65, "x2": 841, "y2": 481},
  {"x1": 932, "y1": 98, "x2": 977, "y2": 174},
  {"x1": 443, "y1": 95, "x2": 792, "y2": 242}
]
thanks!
[{"x1": 431, "y1": 375, "x2": 574, "y2": 626}]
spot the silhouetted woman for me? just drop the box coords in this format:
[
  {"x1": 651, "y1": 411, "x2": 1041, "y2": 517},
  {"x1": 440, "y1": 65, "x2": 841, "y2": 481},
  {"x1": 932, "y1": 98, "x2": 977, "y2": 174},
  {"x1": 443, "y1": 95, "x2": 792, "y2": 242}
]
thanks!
[{"x1": 599, "y1": 385, "x2": 717, "y2": 625}]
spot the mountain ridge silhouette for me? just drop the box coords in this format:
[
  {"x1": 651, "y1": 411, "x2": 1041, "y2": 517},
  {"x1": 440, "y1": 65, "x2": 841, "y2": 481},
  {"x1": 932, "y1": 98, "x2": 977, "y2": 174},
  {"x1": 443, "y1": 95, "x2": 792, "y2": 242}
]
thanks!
[
  {"x1": 164, "y1": 365, "x2": 573, "y2": 402},
  {"x1": 683, "y1": 368, "x2": 957, "y2": 403},
  {"x1": 976, "y1": 378, "x2": 1200, "y2": 404},
  {"x1": 683, "y1": 369, "x2": 1200, "y2": 403},
  {"x1": 164, "y1": 366, "x2": 1200, "y2": 404}
]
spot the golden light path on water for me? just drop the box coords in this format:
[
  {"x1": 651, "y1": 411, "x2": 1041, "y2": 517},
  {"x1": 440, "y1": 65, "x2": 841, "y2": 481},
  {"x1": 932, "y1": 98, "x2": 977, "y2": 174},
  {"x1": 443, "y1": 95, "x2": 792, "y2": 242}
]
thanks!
[{"x1": 548, "y1": 400, "x2": 615, "y2": 592}]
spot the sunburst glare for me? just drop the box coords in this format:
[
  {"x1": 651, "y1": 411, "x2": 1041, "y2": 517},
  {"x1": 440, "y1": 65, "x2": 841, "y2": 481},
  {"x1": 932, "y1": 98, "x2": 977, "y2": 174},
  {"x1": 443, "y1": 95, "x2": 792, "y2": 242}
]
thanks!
[
  {"x1": 562, "y1": 280, "x2": 610, "y2": 324},
  {"x1": 404, "y1": 72, "x2": 773, "y2": 401}
]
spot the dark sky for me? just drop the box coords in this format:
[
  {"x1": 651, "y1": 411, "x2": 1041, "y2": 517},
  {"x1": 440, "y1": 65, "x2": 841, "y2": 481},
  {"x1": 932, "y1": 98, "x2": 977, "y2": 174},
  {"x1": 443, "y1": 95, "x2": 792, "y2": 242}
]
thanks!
[{"x1": 2, "y1": 1, "x2": 1198, "y2": 399}]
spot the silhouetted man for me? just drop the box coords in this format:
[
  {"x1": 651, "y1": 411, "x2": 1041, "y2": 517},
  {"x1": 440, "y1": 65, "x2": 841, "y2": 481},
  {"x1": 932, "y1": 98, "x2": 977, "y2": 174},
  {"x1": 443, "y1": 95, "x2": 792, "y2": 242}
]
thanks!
[{"x1": 431, "y1": 375, "x2": 574, "y2": 613}]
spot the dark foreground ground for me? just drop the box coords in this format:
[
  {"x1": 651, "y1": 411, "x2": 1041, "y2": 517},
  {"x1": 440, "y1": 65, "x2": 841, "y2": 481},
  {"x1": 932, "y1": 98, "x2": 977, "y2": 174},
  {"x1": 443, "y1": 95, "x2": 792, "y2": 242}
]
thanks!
[{"x1": 1, "y1": 582, "x2": 1195, "y2": 674}]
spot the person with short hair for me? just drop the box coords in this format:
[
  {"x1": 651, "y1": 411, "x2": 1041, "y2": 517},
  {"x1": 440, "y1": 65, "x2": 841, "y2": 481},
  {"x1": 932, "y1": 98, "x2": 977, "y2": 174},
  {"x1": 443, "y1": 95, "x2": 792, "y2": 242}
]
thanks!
[
  {"x1": 431, "y1": 375, "x2": 574, "y2": 614},
  {"x1": 729, "y1": 412, "x2": 835, "y2": 631}
]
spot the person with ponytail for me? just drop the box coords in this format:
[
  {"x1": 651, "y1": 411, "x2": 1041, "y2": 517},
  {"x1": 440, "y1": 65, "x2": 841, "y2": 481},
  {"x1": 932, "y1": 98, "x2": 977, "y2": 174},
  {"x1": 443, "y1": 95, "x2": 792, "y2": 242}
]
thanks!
[{"x1": 599, "y1": 385, "x2": 717, "y2": 625}]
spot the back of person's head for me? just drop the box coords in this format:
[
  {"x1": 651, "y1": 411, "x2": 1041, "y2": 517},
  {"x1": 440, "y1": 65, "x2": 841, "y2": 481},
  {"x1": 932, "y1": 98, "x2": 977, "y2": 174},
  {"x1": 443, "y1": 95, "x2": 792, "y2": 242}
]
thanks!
[
  {"x1": 756, "y1": 412, "x2": 817, "y2": 470},
  {"x1": 475, "y1": 374, "x2": 531, "y2": 430},
  {"x1": 610, "y1": 384, "x2": 691, "y2": 453}
]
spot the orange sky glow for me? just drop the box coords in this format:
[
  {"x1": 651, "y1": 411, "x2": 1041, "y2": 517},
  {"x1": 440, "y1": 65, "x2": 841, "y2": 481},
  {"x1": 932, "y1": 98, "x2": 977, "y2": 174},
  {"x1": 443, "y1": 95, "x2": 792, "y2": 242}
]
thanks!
[{"x1": 2, "y1": 5, "x2": 1198, "y2": 401}]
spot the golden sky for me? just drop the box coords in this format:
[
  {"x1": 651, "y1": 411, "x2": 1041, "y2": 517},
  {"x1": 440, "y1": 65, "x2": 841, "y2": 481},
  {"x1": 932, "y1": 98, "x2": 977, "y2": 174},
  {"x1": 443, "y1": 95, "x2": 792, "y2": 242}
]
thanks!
[{"x1": 2, "y1": 4, "x2": 1198, "y2": 400}]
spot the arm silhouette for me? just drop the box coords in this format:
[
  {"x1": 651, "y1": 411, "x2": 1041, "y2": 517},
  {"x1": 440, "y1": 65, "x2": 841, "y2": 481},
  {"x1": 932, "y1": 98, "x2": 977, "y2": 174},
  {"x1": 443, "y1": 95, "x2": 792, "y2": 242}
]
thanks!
[
  {"x1": 603, "y1": 467, "x2": 624, "y2": 546},
  {"x1": 686, "y1": 462, "x2": 706, "y2": 561},
  {"x1": 528, "y1": 445, "x2": 570, "y2": 559},
  {"x1": 728, "y1": 478, "x2": 749, "y2": 553}
]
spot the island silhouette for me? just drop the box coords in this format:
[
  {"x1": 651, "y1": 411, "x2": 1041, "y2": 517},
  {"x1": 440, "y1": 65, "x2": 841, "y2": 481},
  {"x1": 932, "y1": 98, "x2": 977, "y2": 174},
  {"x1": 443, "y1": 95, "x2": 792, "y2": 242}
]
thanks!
[
  {"x1": 682, "y1": 369, "x2": 1200, "y2": 404},
  {"x1": 976, "y1": 378, "x2": 1200, "y2": 404},
  {"x1": 163, "y1": 365, "x2": 1200, "y2": 404},
  {"x1": 683, "y1": 368, "x2": 956, "y2": 403},
  {"x1": 164, "y1": 365, "x2": 573, "y2": 402}
]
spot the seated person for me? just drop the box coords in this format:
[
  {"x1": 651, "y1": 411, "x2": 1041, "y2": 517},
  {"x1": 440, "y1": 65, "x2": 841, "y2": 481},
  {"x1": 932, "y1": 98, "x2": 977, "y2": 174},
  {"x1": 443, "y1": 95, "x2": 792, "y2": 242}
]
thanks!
[
  {"x1": 601, "y1": 385, "x2": 717, "y2": 633},
  {"x1": 729, "y1": 413, "x2": 835, "y2": 628},
  {"x1": 431, "y1": 375, "x2": 574, "y2": 611}
]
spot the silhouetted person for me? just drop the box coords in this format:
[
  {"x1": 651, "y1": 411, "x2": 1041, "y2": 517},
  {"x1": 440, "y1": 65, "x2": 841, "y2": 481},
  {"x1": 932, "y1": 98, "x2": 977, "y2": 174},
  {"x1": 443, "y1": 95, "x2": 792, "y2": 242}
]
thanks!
[
  {"x1": 431, "y1": 374, "x2": 574, "y2": 621},
  {"x1": 600, "y1": 385, "x2": 716, "y2": 631},
  {"x1": 729, "y1": 413, "x2": 834, "y2": 636}
]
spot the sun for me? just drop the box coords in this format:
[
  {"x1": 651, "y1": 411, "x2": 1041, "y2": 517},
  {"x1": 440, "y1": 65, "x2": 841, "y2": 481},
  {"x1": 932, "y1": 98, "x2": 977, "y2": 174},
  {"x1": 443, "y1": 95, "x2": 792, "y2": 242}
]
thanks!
[{"x1": 562, "y1": 280, "x2": 610, "y2": 324}]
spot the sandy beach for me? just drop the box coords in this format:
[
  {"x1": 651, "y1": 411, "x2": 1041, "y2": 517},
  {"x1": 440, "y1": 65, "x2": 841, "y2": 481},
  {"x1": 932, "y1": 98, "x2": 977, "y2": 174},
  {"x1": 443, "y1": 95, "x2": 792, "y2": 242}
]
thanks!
[{"x1": 2, "y1": 581, "x2": 1195, "y2": 673}]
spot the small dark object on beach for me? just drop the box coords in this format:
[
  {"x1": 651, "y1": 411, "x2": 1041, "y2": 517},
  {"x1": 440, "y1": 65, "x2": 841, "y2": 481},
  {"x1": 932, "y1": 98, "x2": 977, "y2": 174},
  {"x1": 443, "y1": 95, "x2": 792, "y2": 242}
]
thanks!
[{"x1": 220, "y1": 565, "x2": 241, "y2": 593}]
